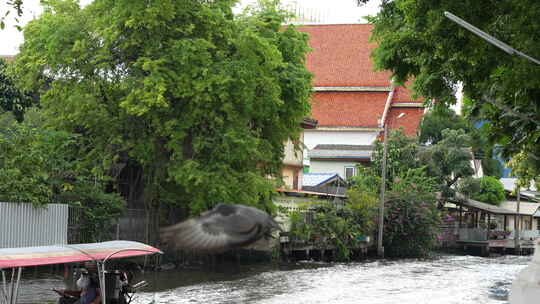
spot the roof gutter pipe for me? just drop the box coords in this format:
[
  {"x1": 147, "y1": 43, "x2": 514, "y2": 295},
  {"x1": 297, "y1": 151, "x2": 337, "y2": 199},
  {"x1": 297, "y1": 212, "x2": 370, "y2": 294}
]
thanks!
[{"x1": 379, "y1": 84, "x2": 395, "y2": 128}]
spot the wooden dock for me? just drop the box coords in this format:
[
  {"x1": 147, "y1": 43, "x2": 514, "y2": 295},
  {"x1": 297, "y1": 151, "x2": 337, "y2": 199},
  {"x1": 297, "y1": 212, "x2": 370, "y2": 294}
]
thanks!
[
  {"x1": 279, "y1": 233, "x2": 371, "y2": 261},
  {"x1": 456, "y1": 238, "x2": 535, "y2": 256}
]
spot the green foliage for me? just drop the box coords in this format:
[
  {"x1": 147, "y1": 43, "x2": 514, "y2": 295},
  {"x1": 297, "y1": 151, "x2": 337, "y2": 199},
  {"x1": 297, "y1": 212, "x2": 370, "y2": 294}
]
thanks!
[
  {"x1": 481, "y1": 158, "x2": 503, "y2": 179},
  {"x1": 288, "y1": 198, "x2": 377, "y2": 261},
  {"x1": 0, "y1": 116, "x2": 124, "y2": 237},
  {"x1": 369, "y1": 0, "x2": 540, "y2": 169},
  {"x1": 353, "y1": 130, "x2": 456, "y2": 257},
  {"x1": 370, "y1": 129, "x2": 419, "y2": 188},
  {"x1": 469, "y1": 176, "x2": 505, "y2": 206},
  {"x1": 420, "y1": 129, "x2": 474, "y2": 198},
  {"x1": 383, "y1": 169, "x2": 441, "y2": 258},
  {"x1": 0, "y1": 121, "x2": 71, "y2": 206},
  {"x1": 369, "y1": 128, "x2": 473, "y2": 199},
  {"x1": 0, "y1": 59, "x2": 32, "y2": 122},
  {"x1": 420, "y1": 102, "x2": 502, "y2": 180},
  {"x1": 456, "y1": 177, "x2": 481, "y2": 198},
  {"x1": 346, "y1": 188, "x2": 379, "y2": 235},
  {"x1": 13, "y1": 0, "x2": 312, "y2": 215},
  {"x1": 419, "y1": 106, "x2": 471, "y2": 145},
  {"x1": 508, "y1": 151, "x2": 540, "y2": 190},
  {"x1": 348, "y1": 166, "x2": 380, "y2": 195}
]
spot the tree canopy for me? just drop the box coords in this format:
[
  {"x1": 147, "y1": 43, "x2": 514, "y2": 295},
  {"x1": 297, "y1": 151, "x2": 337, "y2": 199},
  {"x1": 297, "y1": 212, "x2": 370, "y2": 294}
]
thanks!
[
  {"x1": 418, "y1": 106, "x2": 471, "y2": 145},
  {"x1": 421, "y1": 129, "x2": 475, "y2": 198},
  {"x1": 13, "y1": 0, "x2": 313, "y2": 215},
  {"x1": 0, "y1": 59, "x2": 32, "y2": 122},
  {"x1": 369, "y1": 0, "x2": 540, "y2": 181}
]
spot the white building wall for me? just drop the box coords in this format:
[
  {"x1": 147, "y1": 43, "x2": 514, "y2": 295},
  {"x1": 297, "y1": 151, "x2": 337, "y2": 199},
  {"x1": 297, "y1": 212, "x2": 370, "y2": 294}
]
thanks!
[
  {"x1": 310, "y1": 160, "x2": 359, "y2": 179},
  {"x1": 283, "y1": 138, "x2": 303, "y2": 166},
  {"x1": 303, "y1": 130, "x2": 378, "y2": 150}
]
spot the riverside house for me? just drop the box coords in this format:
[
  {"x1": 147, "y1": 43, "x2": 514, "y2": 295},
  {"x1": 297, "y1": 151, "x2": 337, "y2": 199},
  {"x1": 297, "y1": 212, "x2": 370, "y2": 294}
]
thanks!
[{"x1": 296, "y1": 24, "x2": 424, "y2": 180}]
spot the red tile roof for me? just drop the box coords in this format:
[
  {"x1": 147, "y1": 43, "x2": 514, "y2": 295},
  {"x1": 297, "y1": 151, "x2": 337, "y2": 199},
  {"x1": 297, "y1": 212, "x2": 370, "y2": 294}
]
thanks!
[
  {"x1": 311, "y1": 92, "x2": 387, "y2": 128},
  {"x1": 393, "y1": 81, "x2": 422, "y2": 103},
  {"x1": 386, "y1": 107, "x2": 424, "y2": 137},
  {"x1": 298, "y1": 24, "x2": 390, "y2": 87},
  {"x1": 298, "y1": 24, "x2": 423, "y2": 130}
]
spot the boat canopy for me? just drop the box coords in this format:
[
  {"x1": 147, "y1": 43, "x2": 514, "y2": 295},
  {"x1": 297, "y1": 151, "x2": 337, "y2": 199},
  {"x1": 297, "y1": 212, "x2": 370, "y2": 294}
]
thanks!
[{"x1": 0, "y1": 240, "x2": 162, "y2": 269}]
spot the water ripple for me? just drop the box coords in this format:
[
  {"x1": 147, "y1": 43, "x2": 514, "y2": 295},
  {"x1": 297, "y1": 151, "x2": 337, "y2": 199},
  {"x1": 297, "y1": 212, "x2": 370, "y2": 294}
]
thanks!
[{"x1": 16, "y1": 254, "x2": 531, "y2": 304}]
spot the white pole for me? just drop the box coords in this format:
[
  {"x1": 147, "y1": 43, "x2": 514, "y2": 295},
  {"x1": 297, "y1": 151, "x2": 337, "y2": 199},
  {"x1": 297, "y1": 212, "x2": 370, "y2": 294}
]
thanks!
[
  {"x1": 377, "y1": 124, "x2": 388, "y2": 258},
  {"x1": 515, "y1": 187, "x2": 521, "y2": 254}
]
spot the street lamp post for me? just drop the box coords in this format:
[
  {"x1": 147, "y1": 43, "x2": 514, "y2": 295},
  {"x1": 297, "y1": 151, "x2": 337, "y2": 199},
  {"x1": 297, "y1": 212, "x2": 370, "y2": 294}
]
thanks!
[
  {"x1": 444, "y1": 11, "x2": 540, "y2": 65},
  {"x1": 515, "y1": 187, "x2": 521, "y2": 254},
  {"x1": 377, "y1": 112, "x2": 405, "y2": 258},
  {"x1": 377, "y1": 123, "x2": 389, "y2": 258}
]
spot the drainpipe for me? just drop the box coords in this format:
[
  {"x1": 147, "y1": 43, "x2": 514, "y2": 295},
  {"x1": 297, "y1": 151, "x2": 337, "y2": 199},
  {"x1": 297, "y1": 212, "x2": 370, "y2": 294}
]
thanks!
[{"x1": 379, "y1": 85, "x2": 396, "y2": 129}]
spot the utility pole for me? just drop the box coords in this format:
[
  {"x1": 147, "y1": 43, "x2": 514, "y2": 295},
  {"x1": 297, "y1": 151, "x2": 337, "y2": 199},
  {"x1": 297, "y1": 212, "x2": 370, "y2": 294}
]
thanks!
[
  {"x1": 377, "y1": 124, "x2": 388, "y2": 258},
  {"x1": 515, "y1": 187, "x2": 521, "y2": 254},
  {"x1": 377, "y1": 113, "x2": 404, "y2": 258}
]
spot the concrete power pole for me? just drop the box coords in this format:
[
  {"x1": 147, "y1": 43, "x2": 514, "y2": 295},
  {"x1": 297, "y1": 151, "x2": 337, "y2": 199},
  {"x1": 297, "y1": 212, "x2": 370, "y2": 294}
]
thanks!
[
  {"x1": 377, "y1": 124, "x2": 388, "y2": 258},
  {"x1": 515, "y1": 187, "x2": 521, "y2": 254}
]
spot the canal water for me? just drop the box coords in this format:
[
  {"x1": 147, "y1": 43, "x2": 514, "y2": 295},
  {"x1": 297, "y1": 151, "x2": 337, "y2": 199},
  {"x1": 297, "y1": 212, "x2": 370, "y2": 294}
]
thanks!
[{"x1": 16, "y1": 254, "x2": 531, "y2": 304}]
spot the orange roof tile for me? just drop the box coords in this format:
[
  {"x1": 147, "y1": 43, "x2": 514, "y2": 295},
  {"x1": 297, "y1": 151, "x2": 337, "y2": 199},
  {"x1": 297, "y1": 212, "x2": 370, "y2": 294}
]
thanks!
[
  {"x1": 300, "y1": 24, "x2": 423, "y2": 130},
  {"x1": 311, "y1": 92, "x2": 387, "y2": 127},
  {"x1": 298, "y1": 24, "x2": 391, "y2": 87},
  {"x1": 386, "y1": 108, "x2": 424, "y2": 137}
]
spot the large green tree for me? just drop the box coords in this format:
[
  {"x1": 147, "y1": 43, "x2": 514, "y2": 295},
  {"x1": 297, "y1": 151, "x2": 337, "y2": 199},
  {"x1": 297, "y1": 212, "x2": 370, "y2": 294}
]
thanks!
[
  {"x1": 13, "y1": 0, "x2": 312, "y2": 215},
  {"x1": 369, "y1": 0, "x2": 540, "y2": 177}
]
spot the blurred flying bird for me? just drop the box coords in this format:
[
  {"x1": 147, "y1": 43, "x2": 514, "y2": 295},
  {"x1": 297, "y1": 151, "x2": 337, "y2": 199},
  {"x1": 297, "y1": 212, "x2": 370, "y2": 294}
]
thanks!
[{"x1": 160, "y1": 204, "x2": 280, "y2": 252}]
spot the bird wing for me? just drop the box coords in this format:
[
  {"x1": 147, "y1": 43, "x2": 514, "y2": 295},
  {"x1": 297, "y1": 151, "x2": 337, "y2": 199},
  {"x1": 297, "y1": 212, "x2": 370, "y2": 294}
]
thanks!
[{"x1": 160, "y1": 209, "x2": 261, "y2": 252}]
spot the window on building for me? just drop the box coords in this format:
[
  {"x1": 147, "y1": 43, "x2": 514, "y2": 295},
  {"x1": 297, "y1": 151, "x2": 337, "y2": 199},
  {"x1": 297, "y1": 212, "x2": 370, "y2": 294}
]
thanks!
[{"x1": 345, "y1": 166, "x2": 356, "y2": 180}]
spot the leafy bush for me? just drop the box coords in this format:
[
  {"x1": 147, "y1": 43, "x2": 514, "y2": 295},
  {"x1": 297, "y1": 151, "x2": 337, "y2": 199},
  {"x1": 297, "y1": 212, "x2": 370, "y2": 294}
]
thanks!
[
  {"x1": 288, "y1": 198, "x2": 377, "y2": 261},
  {"x1": 470, "y1": 176, "x2": 506, "y2": 206},
  {"x1": 383, "y1": 169, "x2": 441, "y2": 258},
  {"x1": 0, "y1": 118, "x2": 125, "y2": 240}
]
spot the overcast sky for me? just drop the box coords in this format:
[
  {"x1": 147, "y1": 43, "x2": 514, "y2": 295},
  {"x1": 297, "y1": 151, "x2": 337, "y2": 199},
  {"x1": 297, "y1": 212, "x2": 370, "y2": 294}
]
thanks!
[{"x1": 0, "y1": 0, "x2": 382, "y2": 55}]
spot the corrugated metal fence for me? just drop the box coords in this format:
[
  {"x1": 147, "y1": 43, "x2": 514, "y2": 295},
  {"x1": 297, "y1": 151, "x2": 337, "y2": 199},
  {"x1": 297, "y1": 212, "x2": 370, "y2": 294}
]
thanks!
[
  {"x1": 0, "y1": 202, "x2": 69, "y2": 248},
  {"x1": 0, "y1": 202, "x2": 151, "y2": 248}
]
